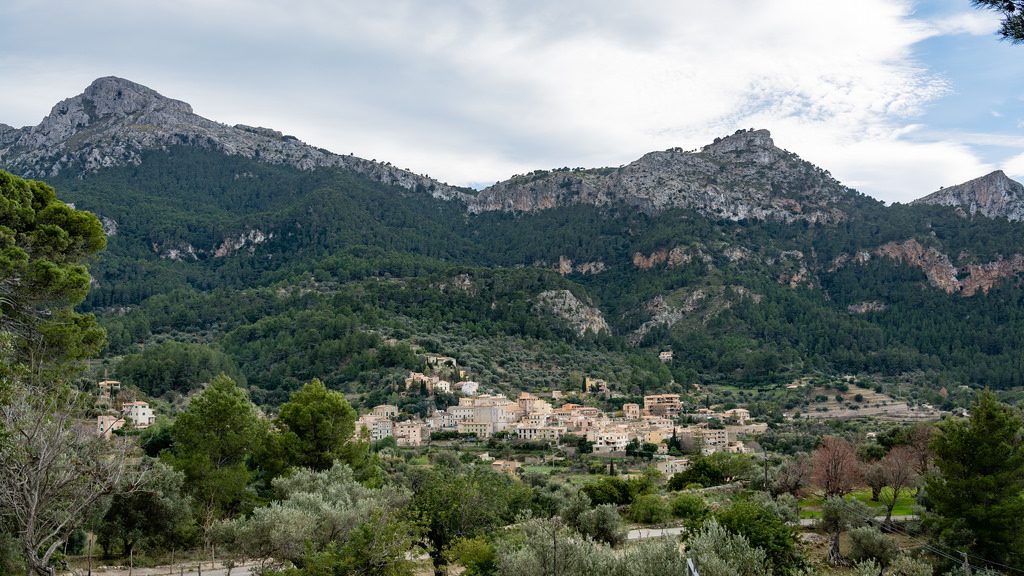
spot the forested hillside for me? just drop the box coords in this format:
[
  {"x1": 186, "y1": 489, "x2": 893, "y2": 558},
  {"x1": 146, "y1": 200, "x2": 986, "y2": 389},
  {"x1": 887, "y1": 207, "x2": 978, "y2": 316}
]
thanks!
[{"x1": 23, "y1": 140, "x2": 1024, "y2": 405}]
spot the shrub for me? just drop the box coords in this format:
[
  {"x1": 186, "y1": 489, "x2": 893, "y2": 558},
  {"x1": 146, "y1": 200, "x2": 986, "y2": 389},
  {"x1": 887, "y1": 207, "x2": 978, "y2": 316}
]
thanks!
[{"x1": 630, "y1": 494, "x2": 670, "y2": 525}]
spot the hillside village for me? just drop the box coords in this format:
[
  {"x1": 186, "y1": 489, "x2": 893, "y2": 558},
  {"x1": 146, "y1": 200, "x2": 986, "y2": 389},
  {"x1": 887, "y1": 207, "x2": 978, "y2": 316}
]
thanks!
[{"x1": 353, "y1": 354, "x2": 768, "y2": 477}]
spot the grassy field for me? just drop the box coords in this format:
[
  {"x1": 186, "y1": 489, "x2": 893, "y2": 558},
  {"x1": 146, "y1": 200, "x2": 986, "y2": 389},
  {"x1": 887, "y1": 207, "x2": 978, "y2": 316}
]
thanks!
[{"x1": 800, "y1": 487, "x2": 917, "y2": 519}]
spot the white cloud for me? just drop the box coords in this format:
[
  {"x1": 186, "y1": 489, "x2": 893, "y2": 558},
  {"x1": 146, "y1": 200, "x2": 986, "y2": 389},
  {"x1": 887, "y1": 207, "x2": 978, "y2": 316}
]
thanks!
[
  {"x1": 928, "y1": 10, "x2": 1001, "y2": 36},
  {"x1": 1005, "y1": 152, "x2": 1024, "y2": 181},
  {"x1": 0, "y1": 0, "x2": 1012, "y2": 202}
]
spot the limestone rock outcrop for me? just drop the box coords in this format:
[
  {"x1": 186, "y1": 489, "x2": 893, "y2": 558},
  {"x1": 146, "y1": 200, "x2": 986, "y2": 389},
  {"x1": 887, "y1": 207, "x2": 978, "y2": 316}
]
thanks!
[
  {"x1": 533, "y1": 290, "x2": 610, "y2": 336},
  {"x1": 468, "y1": 129, "x2": 855, "y2": 222},
  {"x1": 913, "y1": 170, "x2": 1024, "y2": 221},
  {"x1": 0, "y1": 77, "x2": 461, "y2": 200}
]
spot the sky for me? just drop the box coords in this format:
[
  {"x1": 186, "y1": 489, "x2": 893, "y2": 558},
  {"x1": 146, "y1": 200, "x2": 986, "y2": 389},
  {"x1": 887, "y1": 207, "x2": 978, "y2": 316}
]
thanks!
[{"x1": 1, "y1": 1, "x2": 1022, "y2": 204}]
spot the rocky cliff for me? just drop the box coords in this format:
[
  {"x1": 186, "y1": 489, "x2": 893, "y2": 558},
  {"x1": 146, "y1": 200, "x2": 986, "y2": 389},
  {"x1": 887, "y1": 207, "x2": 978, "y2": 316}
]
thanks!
[
  {"x1": 2, "y1": 79, "x2": 870, "y2": 224},
  {"x1": 466, "y1": 129, "x2": 857, "y2": 222},
  {"x1": 912, "y1": 170, "x2": 1024, "y2": 221},
  {"x1": 0, "y1": 76, "x2": 461, "y2": 199},
  {"x1": 533, "y1": 290, "x2": 610, "y2": 336},
  {"x1": 835, "y1": 238, "x2": 1024, "y2": 296}
]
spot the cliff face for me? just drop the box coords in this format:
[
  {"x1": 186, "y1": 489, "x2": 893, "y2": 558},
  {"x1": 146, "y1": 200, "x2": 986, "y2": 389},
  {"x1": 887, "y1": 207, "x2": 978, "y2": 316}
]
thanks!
[
  {"x1": 837, "y1": 238, "x2": 1024, "y2": 296},
  {"x1": 0, "y1": 77, "x2": 461, "y2": 199},
  {"x1": 912, "y1": 170, "x2": 1024, "y2": 221},
  {"x1": 466, "y1": 129, "x2": 857, "y2": 222},
  {"x1": 533, "y1": 290, "x2": 610, "y2": 336}
]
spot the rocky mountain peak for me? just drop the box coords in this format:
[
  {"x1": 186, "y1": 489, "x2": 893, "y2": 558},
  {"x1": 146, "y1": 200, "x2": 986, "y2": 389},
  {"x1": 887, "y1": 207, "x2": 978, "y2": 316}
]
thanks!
[
  {"x1": 701, "y1": 128, "x2": 777, "y2": 163},
  {"x1": 913, "y1": 170, "x2": 1024, "y2": 221},
  {"x1": 80, "y1": 76, "x2": 193, "y2": 119},
  {"x1": 467, "y1": 128, "x2": 852, "y2": 222},
  {"x1": 0, "y1": 77, "x2": 460, "y2": 200}
]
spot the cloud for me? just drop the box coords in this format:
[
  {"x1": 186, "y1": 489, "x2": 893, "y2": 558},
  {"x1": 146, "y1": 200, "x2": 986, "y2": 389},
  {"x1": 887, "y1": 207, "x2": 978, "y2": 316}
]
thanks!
[
  {"x1": 1005, "y1": 152, "x2": 1024, "y2": 181},
  {"x1": 928, "y1": 10, "x2": 1002, "y2": 36},
  {"x1": 0, "y1": 0, "x2": 1012, "y2": 202}
]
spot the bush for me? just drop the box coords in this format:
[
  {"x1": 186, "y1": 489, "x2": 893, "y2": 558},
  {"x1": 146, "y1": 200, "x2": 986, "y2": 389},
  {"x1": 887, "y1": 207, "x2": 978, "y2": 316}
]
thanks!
[
  {"x1": 582, "y1": 477, "x2": 632, "y2": 506},
  {"x1": 576, "y1": 504, "x2": 625, "y2": 547},
  {"x1": 847, "y1": 526, "x2": 898, "y2": 567},
  {"x1": 446, "y1": 536, "x2": 497, "y2": 576},
  {"x1": 716, "y1": 499, "x2": 799, "y2": 575},
  {"x1": 630, "y1": 494, "x2": 671, "y2": 525},
  {"x1": 670, "y1": 493, "x2": 709, "y2": 523},
  {"x1": 684, "y1": 519, "x2": 769, "y2": 576}
]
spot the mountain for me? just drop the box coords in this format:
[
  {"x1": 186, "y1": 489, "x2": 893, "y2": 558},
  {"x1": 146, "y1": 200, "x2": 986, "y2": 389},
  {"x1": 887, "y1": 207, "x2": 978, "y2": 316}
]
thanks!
[
  {"x1": 6, "y1": 77, "x2": 1024, "y2": 406},
  {"x1": 0, "y1": 76, "x2": 461, "y2": 199},
  {"x1": 1, "y1": 78, "x2": 871, "y2": 224},
  {"x1": 471, "y1": 129, "x2": 863, "y2": 222},
  {"x1": 913, "y1": 170, "x2": 1024, "y2": 221}
]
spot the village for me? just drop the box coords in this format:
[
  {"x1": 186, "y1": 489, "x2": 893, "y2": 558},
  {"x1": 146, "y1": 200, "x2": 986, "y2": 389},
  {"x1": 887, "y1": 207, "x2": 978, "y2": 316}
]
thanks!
[
  {"x1": 352, "y1": 354, "x2": 768, "y2": 477},
  {"x1": 90, "y1": 352, "x2": 768, "y2": 479}
]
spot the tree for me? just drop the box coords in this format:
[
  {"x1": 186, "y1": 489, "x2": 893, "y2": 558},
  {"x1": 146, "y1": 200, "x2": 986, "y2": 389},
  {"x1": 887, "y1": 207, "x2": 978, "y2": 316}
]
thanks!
[
  {"x1": 0, "y1": 170, "x2": 106, "y2": 375},
  {"x1": 495, "y1": 517, "x2": 684, "y2": 576},
  {"x1": 820, "y1": 497, "x2": 871, "y2": 567},
  {"x1": 684, "y1": 519, "x2": 770, "y2": 576},
  {"x1": 670, "y1": 493, "x2": 710, "y2": 527},
  {"x1": 715, "y1": 499, "x2": 800, "y2": 575},
  {"x1": 847, "y1": 526, "x2": 898, "y2": 572},
  {"x1": 215, "y1": 463, "x2": 413, "y2": 573},
  {"x1": 96, "y1": 461, "x2": 194, "y2": 560},
  {"x1": 862, "y1": 461, "x2": 887, "y2": 502},
  {"x1": 924, "y1": 391, "x2": 1024, "y2": 569},
  {"x1": 274, "y1": 378, "x2": 357, "y2": 471},
  {"x1": 879, "y1": 446, "x2": 919, "y2": 527},
  {"x1": 164, "y1": 374, "x2": 267, "y2": 546},
  {"x1": 771, "y1": 453, "x2": 811, "y2": 498},
  {"x1": 115, "y1": 341, "x2": 243, "y2": 397},
  {"x1": 668, "y1": 452, "x2": 754, "y2": 489},
  {"x1": 574, "y1": 504, "x2": 625, "y2": 547},
  {"x1": 409, "y1": 463, "x2": 532, "y2": 575},
  {"x1": 974, "y1": 0, "x2": 1024, "y2": 43},
  {"x1": 446, "y1": 536, "x2": 497, "y2": 576},
  {"x1": 629, "y1": 494, "x2": 670, "y2": 525},
  {"x1": 0, "y1": 385, "x2": 142, "y2": 576},
  {"x1": 812, "y1": 436, "x2": 860, "y2": 498}
]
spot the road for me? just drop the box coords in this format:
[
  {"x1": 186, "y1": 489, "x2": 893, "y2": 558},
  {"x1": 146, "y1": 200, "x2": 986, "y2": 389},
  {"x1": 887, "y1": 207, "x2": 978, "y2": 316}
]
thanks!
[{"x1": 627, "y1": 526, "x2": 686, "y2": 540}]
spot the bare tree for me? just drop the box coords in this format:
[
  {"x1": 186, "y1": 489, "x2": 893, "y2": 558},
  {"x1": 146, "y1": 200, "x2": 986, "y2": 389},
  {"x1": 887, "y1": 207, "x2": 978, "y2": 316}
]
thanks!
[
  {"x1": 0, "y1": 385, "x2": 144, "y2": 576},
  {"x1": 812, "y1": 436, "x2": 860, "y2": 498},
  {"x1": 879, "y1": 446, "x2": 919, "y2": 528},
  {"x1": 906, "y1": 423, "x2": 933, "y2": 476},
  {"x1": 861, "y1": 461, "x2": 886, "y2": 502}
]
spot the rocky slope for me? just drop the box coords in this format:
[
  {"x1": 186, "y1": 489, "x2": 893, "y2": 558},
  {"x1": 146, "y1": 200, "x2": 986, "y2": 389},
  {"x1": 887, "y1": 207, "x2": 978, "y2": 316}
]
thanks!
[
  {"x1": 833, "y1": 238, "x2": 1024, "y2": 296},
  {"x1": 912, "y1": 170, "x2": 1024, "y2": 221},
  {"x1": 2, "y1": 78, "x2": 870, "y2": 225},
  {"x1": 0, "y1": 76, "x2": 461, "y2": 199},
  {"x1": 533, "y1": 290, "x2": 610, "y2": 336},
  {"x1": 467, "y1": 129, "x2": 858, "y2": 222}
]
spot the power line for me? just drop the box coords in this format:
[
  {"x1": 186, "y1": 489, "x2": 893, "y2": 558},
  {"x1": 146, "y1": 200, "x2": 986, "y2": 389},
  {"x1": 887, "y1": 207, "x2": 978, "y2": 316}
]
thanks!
[{"x1": 818, "y1": 495, "x2": 1024, "y2": 574}]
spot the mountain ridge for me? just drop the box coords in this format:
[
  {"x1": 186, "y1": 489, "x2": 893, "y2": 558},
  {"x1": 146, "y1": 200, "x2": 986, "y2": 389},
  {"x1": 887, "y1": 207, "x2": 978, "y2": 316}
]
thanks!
[
  {"x1": 0, "y1": 76, "x2": 463, "y2": 200},
  {"x1": 7, "y1": 78, "x2": 1024, "y2": 396},
  {"x1": 470, "y1": 128, "x2": 862, "y2": 222},
  {"x1": 2, "y1": 77, "x2": 872, "y2": 223},
  {"x1": 913, "y1": 170, "x2": 1024, "y2": 221}
]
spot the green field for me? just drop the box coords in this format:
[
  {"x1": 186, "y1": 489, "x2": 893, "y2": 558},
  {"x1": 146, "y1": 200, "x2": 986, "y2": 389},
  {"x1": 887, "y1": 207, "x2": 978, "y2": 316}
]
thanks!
[{"x1": 800, "y1": 487, "x2": 917, "y2": 519}]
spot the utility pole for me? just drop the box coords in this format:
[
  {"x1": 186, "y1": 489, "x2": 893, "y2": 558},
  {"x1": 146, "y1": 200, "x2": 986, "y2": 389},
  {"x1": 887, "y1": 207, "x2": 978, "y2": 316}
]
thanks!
[{"x1": 763, "y1": 448, "x2": 770, "y2": 494}]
